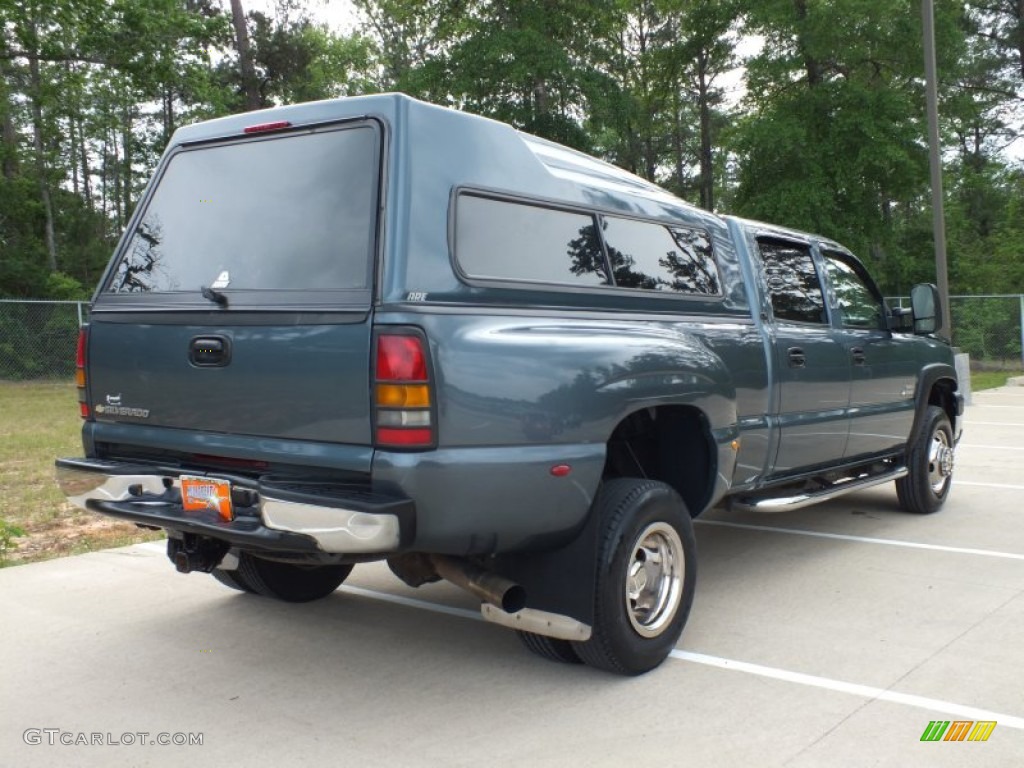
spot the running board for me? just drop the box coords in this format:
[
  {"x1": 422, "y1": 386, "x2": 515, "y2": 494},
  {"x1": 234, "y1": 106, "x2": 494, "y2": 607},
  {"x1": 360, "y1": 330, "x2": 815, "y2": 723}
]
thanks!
[{"x1": 729, "y1": 466, "x2": 908, "y2": 513}]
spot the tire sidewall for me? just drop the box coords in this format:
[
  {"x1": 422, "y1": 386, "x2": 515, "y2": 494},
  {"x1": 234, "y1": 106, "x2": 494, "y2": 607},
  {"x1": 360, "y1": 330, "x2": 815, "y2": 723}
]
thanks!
[
  {"x1": 587, "y1": 481, "x2": 697, "y2": 675},
  {"x1": 913, "y1": 406, "x2": 954, "y2": 512}
]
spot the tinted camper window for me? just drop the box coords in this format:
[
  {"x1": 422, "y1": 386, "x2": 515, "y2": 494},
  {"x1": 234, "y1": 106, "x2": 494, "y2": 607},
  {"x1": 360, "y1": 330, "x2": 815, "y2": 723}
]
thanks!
[
  {"x1": 456, "y1": 196, "x2": 610, "y2": 287},
  {"x1": 601, "y1": 217, "x2": 720, "y2": 295}
]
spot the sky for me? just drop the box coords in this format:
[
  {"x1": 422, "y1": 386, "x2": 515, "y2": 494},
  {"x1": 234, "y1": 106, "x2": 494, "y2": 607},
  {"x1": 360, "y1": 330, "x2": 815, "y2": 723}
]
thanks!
[{"x1": 240, "y1": 0, "x2": 358, "y2": 32}]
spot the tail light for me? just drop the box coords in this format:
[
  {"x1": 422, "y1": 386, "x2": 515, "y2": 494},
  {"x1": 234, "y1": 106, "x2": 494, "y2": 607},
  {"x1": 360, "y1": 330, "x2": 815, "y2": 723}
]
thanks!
[
  {"x1": 374, "y1": 331, "x2": 435, "y2": 448},
  {"x1": 76, "y1": 327, "x2": 90, "y2": 419}
]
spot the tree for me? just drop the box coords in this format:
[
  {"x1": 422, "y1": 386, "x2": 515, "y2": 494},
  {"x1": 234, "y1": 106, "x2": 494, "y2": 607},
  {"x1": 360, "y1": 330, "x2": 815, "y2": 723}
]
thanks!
[
  {"x1": 230, "y1": 0, "x2": 261, "y2": 110},
  {"x1": 729, "y1": 0, "x2": 969, "y2": 290},
  {"x1": 440, "y1": 0, "x2": 620, "y2": 149}
]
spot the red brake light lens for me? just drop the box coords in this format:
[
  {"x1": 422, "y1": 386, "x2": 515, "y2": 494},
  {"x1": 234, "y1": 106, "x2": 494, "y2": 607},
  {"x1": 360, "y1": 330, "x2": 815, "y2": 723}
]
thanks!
[
  {"x1": 76, "y1": 329, "x2": 86, "y2": 368},
  {"x1": 243, "y1": 120, "x2": 291, "y2": 134},
  {"x1": 376, "y1": 336, "x2": 428, "y2": 381},
  {"x1": 376, "y1": 428, "x2": 434, "y2": 446}
]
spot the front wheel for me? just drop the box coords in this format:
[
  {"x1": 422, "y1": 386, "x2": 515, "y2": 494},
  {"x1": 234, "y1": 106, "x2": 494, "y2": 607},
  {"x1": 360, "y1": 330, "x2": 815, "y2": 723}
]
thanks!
[
  {"x1": 572, "y1": 479, "x2": 697, "y2": 676},
  {"x1": 236, "y1": 552, "x2": 353, "y2": 603},
  {"x1": 896, "y1": 405, "x2": 955, "y2": 514}
]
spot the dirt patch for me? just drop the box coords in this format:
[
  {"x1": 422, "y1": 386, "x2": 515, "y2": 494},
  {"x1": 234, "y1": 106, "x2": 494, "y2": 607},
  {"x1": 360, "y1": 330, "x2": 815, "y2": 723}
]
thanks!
[{"x1": 8, "y1": 502, "x2": 163, "y2": 564}]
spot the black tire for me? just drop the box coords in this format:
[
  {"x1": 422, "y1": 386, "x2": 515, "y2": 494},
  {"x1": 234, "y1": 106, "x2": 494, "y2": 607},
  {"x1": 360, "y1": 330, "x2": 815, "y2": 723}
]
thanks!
[
  {"x1": 211, "y1": 567, "x2": 256, "y2": 593},
  {"x1": 517, "y1": 631, "x2": 583, "y2": 664},
  {"x1": 572, "y1": 478, "x2": 697, "y2": 676},
  {"x1": 896, "y1": 405, "x2": 954, "y2": 514},
  {"x1": 236, "y1": 552, "x2": 353, "y2": 603}
]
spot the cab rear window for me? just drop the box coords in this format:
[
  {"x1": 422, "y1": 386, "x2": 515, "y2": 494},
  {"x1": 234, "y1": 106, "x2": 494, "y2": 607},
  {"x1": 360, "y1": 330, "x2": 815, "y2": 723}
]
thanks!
[{"x1": 107, "y1": 124, "x2": 378, "y2": 300}]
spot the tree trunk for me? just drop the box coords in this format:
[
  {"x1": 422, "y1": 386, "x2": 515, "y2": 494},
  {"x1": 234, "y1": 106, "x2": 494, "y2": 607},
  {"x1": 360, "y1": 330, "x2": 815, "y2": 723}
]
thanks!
[
  {"x1": 122, "y1": 105, "x2": 132, "y2": 225},
  {"x1": 78, "y1": 116, "x2": 92, "y2": 210},
  {"x1": 0, "y1": 64, "x2": 18, "y2": 179},
  {"x1": 27, "y1": 39, "x2": 58, "y2": 272},
  {"x1": 230, "y1": 0, "x2": 260, "y2": 111},
  {"x1": 1, "y1": 103, "x2": 16, "y2": 179},
  {"x1": 696, "y1": 53, "x2": 714, "y2": 211},
  {"x1": 163, "y1": 86, "x2": 175, "y2": 145},
  {"x1": 793, "y1": 0, "x2": 822, "y2": 87},
  {"x1": 671, "y1": 88, "x2": 686, "y2": 195},
  {"x1": 1017, "y1": 0, "x2": 1024, "y2": 80}
]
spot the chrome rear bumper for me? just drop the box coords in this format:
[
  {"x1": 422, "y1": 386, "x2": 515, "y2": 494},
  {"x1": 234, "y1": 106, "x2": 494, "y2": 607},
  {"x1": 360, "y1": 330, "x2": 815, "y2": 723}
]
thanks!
[{"x1": 56, "y1": 457, "x2": 412, "y2": 555}]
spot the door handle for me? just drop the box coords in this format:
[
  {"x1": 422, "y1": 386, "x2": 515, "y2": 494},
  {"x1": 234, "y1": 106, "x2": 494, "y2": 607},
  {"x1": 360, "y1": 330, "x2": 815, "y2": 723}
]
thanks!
[
  {"x1": 851, "y1": 347, "x2": 866, "y2": 366},
  {"x1": 189, "y1": 336, "x2": 231, "y2": 367},
  {"x1": 787, "y1": 347, "x2": 806, "y2": 368}
]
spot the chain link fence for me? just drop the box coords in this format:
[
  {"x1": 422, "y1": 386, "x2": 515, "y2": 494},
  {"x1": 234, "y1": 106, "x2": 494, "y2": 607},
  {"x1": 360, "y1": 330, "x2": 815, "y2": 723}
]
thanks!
[
  {"x1": 0, "y1": 300, "x2": 89, "y2": 380},
  {"x1": 887, "y1": 294, "x2": 1024, "y2": 370},
  {"x1": 1, "y1": 295, "x2": 1022, "y2": 380}
]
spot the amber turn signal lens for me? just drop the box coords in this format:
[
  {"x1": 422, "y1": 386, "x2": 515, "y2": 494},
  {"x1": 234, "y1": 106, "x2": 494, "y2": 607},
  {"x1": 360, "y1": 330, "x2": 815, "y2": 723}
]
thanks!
[{"x1": 375, "y1": 384, "x2": 431, "y2": 408}]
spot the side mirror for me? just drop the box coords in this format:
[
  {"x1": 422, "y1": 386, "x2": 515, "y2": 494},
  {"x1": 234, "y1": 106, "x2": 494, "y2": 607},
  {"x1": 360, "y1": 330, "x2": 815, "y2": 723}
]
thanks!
[{"x1": 910, "y1": 283, "x2": 941, "y2": 335}]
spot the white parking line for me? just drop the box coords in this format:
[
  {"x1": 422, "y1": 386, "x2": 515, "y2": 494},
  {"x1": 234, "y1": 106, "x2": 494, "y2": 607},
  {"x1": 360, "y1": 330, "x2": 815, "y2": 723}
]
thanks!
[
  {"x1": 334, "y1": 584, "x2": 1024, "y2": 730},
  {"x1": 965, "y1": 422, "x2": 1024, "y2": 427},
  {"x1": 695, "y1": 520, "x2": 1024, "y2": 560},
  {"x1": 956, "y1": 480, "x2": 1024, "y2": 490},
  {"x1": 959, "y1": 444, "x2": 1024, "y2": 451},
  {"x1": 340, "y1": 584, "x2": 481, "y2": 621},
  {"x1": 671, "y1": 651, "x2": 1024, "y2": 729}
]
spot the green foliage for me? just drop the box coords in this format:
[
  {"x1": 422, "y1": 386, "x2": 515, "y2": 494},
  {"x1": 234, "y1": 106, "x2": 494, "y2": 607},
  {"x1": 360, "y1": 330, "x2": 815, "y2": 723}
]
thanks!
[
  {"x1": 0, "y1": 301, "x2": 82, "y2": 379},
  {"x1": 0, "y1": 0, "x2": 1021, "y2": 302},
  {"x1": 0, "y1": 518, "x2": 26, "y2": 564},
  {"x1": 248, "y1": 10, "x2": 375, "y2": 104},
  {"x1": 953, "y1": 297, "x2": 1023, "y2": 364}
]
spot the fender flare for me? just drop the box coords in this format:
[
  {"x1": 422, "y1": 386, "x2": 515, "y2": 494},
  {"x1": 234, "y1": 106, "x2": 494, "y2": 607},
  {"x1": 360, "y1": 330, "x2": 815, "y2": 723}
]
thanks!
[{"x1": 909, "y1": 363, "x2": 961, "y2": 447}]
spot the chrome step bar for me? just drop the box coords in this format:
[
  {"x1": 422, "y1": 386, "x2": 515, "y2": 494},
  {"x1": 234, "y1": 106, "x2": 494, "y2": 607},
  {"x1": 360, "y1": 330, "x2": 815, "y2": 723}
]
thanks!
[{"x1": 729, "y1": 465, "x2": 908, "y2": 513}]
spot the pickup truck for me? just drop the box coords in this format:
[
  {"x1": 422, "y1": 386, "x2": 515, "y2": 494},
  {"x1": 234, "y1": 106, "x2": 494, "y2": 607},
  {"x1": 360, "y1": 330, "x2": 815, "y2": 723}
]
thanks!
[{"x1": 56, "y1": 93, "x2": 963, "y2": 675}]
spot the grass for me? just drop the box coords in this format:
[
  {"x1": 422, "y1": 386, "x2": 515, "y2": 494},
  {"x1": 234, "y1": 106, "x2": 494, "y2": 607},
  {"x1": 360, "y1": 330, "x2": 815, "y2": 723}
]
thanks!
[
  {"x1": 971, "y1": 369, "x2": 1023, "y2": 391},
  {"x1": 0, "y1": 381, "x2": 161, "y2": 566}
]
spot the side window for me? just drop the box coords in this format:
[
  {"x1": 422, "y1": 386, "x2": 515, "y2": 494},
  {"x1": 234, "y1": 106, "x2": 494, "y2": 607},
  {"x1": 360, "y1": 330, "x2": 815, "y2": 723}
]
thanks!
[
  {"x1": 455, "y1": 195, "x2": 609, "y2": 286},
  {"x1": 601, "y1": 216, "x2": 721, "y2": 295},
  {"x1": 757, "y1": 239, "x2": 827, "y2": 324},
  {"x1": 822, "y1": 252, "x2": 884, "y2": 329}
]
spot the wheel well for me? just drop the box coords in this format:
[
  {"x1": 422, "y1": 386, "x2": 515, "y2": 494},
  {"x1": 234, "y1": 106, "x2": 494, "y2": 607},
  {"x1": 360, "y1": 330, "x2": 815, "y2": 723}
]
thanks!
[
  {"x1": 602, "y1": 406, "x2": 716, "y2": 517},
  {"x1": 929, "y1": 378, "x2": 958, "y2": 433}
]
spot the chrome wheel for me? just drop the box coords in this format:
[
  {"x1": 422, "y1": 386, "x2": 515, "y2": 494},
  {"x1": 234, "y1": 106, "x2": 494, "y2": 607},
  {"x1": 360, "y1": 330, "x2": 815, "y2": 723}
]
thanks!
[
  {"x1": 928, "y1": 428, "x2": 954, "y2": 494},
  {"x1": 625, "y1": 522, "x2": 685, "y2": 638}
]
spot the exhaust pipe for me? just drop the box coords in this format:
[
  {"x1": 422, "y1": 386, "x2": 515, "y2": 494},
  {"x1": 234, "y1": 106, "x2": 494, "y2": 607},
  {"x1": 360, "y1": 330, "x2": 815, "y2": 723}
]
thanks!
[{"x1": 430, "y1": 555, "x2": 526, "y2": 614}]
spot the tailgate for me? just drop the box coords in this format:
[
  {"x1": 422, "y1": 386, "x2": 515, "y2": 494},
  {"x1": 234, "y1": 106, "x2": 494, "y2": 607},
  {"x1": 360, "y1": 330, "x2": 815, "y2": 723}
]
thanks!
[{"x1": 87, "y1": 314, "x2": 372, "y2": 444}]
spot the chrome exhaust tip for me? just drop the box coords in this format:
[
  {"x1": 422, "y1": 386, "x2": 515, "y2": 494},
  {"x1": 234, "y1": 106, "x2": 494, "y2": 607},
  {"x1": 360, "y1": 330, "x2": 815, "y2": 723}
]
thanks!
[{"x1": 429, "y1": 555, "x2": 526, "y2": 614}]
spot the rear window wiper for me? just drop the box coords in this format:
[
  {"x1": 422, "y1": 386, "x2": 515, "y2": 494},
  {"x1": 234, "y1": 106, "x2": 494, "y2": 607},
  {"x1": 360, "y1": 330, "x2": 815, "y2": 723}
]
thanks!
[{"x1": 201, "y1": 285, "x2": 229, "y2": 307}]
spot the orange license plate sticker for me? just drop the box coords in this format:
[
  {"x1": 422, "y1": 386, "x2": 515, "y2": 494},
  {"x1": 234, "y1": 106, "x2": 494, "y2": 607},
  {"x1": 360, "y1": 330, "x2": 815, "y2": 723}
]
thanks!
[{"x1": 180, "y1": 476, "x2": 234, "y2": 521}]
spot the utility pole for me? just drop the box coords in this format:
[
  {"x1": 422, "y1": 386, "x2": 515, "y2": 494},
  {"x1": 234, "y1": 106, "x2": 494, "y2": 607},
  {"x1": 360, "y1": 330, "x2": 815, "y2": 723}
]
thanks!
[{"x1": 922, "y1": 0, "x2": 952, "y2": 336}]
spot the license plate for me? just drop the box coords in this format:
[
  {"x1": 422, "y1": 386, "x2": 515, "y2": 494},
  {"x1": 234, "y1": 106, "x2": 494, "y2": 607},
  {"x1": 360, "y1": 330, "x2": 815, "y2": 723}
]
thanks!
[{"x1": 180, "y1": 476, "x2": 234, "y2": 521}]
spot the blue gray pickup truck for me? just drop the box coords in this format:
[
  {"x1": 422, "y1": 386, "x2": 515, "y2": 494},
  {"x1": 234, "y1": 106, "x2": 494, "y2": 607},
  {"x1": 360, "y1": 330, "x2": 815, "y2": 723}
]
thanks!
[{"x1": 57, "y1": 94, "x2": 962, "y2": 675}]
